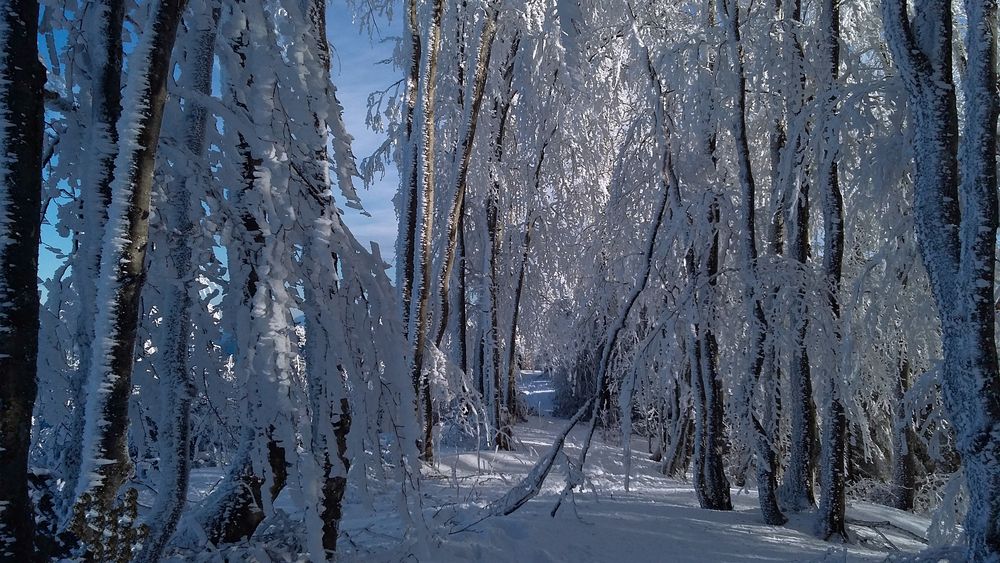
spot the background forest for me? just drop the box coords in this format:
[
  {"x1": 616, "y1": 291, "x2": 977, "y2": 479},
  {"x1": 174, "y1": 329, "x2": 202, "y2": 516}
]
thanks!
[{"x1": 0, "y1": 0, "x2": 999, "y2": 560}]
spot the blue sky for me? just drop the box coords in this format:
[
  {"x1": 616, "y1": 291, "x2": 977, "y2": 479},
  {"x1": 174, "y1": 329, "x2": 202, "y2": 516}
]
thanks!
[{"x1": 328, "y1": 0, "x2": 402, "y2": 267}]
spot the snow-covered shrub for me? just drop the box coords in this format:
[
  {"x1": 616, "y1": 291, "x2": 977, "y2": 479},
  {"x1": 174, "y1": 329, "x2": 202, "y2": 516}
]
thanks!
[
  {"x1": 438, "y1": 395, "x2": 492, "y2": 450},
  {"x1": 846, "y1": 477, "x2": 898, "y2": 506},
  {"x1": 922, "y1": 472, "x2": 967, "y2": 548}
]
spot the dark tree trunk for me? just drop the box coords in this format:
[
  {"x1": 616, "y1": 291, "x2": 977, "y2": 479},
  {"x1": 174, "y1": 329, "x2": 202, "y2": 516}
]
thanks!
[
  {"x1": 434, "y1": 4, "x2": 498, "y2": 351},
  {"x1": 0, "y1": 0, "x2": 46, "y2": 556},
  {"x1": 718, "y1": 0, "x2": 785, "y2": 524},
  {"x1": 782, "y1": 178, "x2": 816, "y2": 511},
  {"x1": 485, "y1": 42, "x2": 518, "y2": 449},
  {"x1": 301, "y1": 0, "x2": 354, "y2": 552},
  {"x1": 320, "y1": 399, "x2": 351, "y2": 553},
  {"x1": 487, "y1": 187, "x2": 511, "y2": 450},
  {"x1": 195, "y1": 8, "x2": 289, "y2": 537},
  {"x1": 457, "y1": 215, "x2": 470, "y2": 375},
  {"x1": 197, "y1": 132, "x2": 289, "y2": 543},
  {"x1": 410, "y1": 0, "x2": 446, "y2": 463},
  {"x1": 197, "y1": 433, "x2": 288, "y2": 544},
  {"x1": 695, "y1": 200, "x2": 733, "y2": 511},
  {"x1": 816, "y1": 0, "x2": 847, "y2": 540},
  {"x1": 890, "y1": 338, "x2": 916, "y2": 511},
  {"x1": 505, "y1": 218, "x2": 533, "y2": 422},
  {"x1": 665, "y1": 403, "x2": 695, "y2": 479},
  {"x1": 398, "y1": 0, "x2": 422, "y2": 337},
  {"x1": 778, "y1": 0, "x2": 817, "y2": 513},
  {"x1": 691, "y1": 325, "x2": 708, "y2": 502}
]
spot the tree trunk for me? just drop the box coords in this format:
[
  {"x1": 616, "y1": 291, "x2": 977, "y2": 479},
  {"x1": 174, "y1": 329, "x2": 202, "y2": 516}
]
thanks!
[
  {"x1": 485, "y1": 44, "x2": 518, "y2": 449},
  {"x1": 398, "y1": 0, "x2": 422, "y2": 337},
  {"x1": 883, "y1": 0, "x2": 1000, "y2": 558},
  {"x1": 297, "y1": 0, "x2": 354, "y2": 553},
  {"x1": 457, "y1": 214, "x2": 470, "y2": 375},
  {"x1": 134, "y1": 1, "x2": 220, "y2": 559},
  {"x1": 195, "y1": 151, "x2": 291, "y2": 540},
  {"x1": 691, "y1": 5, "x2": 731, "y2": 509},
  {"x1": 816, "y1": 0, "x2": 847, "y2": 540},
  {"x1": 73, "y1": 0, "x2": 188, "y2": 518},
  {"x1": 434, "y1": 3, "x2": 499, "y2": 350},
  {"x1": 782, "y1": 180, "x2": 815, "y2": 510},
  {"x1": 778, "y1": 0, "x2": 817, "y2": 513},
  {"x1": 410, "y1": 0, "x2": 446, "y2": 463},
  {"x1": 696, "y1": 199, "x2": 733, "y2": 511},
  {"x1": 691, "y1": 322, "x2": 708, "y2": 503},
  {"x1": 718, "y1": 0, "x2": 785, "y2": 524},
  {"x1": 505, "y1": 219, "x2": 532, "y2": 422},
  {"x1": 61, "y1": 0, "x2": 124, "y2": 509},
  {"x1": 196, "y1": 432, "x2": 288, "y2": 544},
  {"x1": 487, "y1": 187, "x2": 511, "y2": 450},
  {"x1": 954, "y1": 1, "x2": 1000, "y2": 556},
  {"x1": 889, "y1": 336, "x2": 916, "y2": 511},
  {"x1": 664, "y1": 398, "x2": 695, "y2": 479},
  {"x1": 318, "y1": 405, "x2": 351, "y2": 554},
  {"x1": 194, "y1": 4, "x2": 291, "y2": 540},
  {"x1": 0, "y1": 0, "x2": 46, "y2": 555},
  {"x1": 764, "y1": 25, "x2": 786, "y2": 495}
]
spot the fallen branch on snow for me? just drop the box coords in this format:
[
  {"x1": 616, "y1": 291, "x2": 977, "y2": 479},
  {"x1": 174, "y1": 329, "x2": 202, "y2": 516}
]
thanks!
[
  {"x1": 846, "y1": 518, "x2": 929, "y2": 545},
  {"x1": 449, "y1": 399, "x2": 594, "y2": 534}
]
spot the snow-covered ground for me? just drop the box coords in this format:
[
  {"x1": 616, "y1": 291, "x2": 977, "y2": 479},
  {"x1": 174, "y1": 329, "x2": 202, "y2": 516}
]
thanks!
[
  {"x1": 334, "y1": 372, "x2": 935, "y2": 563},
  {"x1": 181, "y1": 372, "x2": 939, "y2": 562}
]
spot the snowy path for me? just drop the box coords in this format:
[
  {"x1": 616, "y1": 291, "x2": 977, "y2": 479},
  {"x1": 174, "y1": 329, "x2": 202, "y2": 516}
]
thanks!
[
  {"x1": 337, "y1": 373, "x2": 932, "y2": 562},
  {"x1": 520, "y1": 370, "x2": 556, "y2": 416}
]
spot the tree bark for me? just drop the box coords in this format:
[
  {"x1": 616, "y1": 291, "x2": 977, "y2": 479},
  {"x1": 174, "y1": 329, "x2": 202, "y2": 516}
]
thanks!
[
  {"x1": 398, "y1": 0, "x2": 422, "y2": 337},
  {"x1": 193, "y1": 3, "x2": 290, "y2": 541},
  {"x1": 487, "y1": 186, "x2": 510, "y2": 450},
  {"x1": 696, "y1": 200, "x2": 733, "y2": 511},
  {"x1": 298, "y1": 0, "x2": 354, "y2": 554},
  {"x1": 457, "y1": 214, "x2": 470, "y2": 375},
  {"x1": 883, "y1": 0, "x2": 1000, "y2": 558},
  {"x1": 484, "y1": 44, "x2": 518, "y2": 449},
  {"x1": 434, "y1": 3, "x2": 499, "y2": 350},
  {"x1": 889, "y1": 336, "x2": 916, "y2": 511},
  {"x1": 410, "y1": 0, "x2": 446, "y2": 463},
  {"x1": 61, "y1": 0, "x2": 124, "y2": 508},
  {"x1": 196, "y1": 431, "x2": 288, "y2": 545},
  {"x1": 73, "y1": 0, "x2": 189, "y2": 517},
  {"x1": 505, "y1": 219, "x2": 533, "y2": 422},
  {"x1": 0, "y1": 0, "x2": 46, "y2": 555},
  {"x1": 816, "y1": 0, "x2": 847, "y2": 540},
  {"x1": 690, "y1": 5, "x2": 731, "y2": 509},
  {"x1": 718, "y1": 0, "x2": 785, "y2": 524},
  {"x1": 779, "y1": 0, "x2": 817, "y2": 513},
  {"x1": 134, "y1": 1, "x2": 220, "y2": 559}
]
